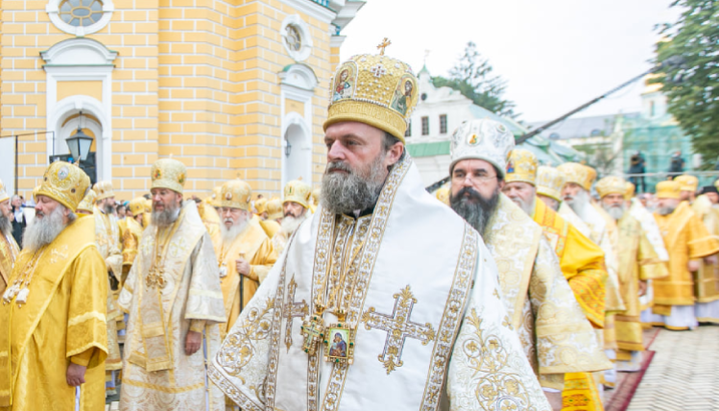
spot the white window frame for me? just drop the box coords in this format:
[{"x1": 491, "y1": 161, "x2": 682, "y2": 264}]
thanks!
[{"x1": 46, "y1": 0, "x2": 115, "y2": 37}]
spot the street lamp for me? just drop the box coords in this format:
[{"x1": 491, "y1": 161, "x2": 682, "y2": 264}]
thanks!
[
  {"x1": 285, "y1": 139, "x2": 292, "y2": 157},
  {"x1": 66, "y1": 126, "x2": 94, "y2": 162}
]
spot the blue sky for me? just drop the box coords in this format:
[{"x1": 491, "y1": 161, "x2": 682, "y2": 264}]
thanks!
[{"x1": 340, "y1": 0, "x2": 680, "y2": 122}]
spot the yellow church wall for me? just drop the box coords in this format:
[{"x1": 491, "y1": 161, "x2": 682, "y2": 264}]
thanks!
[
  {"x1": 57, "y1": 81, "x2": 103, "y2": 102},
  {"x1": 1, "y1": 0, "x2": 350, "y2": 200}
]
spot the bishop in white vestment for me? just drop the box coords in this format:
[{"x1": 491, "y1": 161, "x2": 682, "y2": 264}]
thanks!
[{"x1": 210, "y1": 51, "x2": 549, "y2": 411}]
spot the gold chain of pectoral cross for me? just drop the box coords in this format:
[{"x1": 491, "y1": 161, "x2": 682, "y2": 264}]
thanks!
[
  {"x1": 145, "y1": 216, "x2": 182, "y2": 289},
  {"x1": 2, "y1": 246, "x2": 47, "y2": 307}
]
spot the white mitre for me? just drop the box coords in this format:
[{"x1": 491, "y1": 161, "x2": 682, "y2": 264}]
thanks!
[{"x1": 449, "y1": 119, "x2": 515, "y2": 177}]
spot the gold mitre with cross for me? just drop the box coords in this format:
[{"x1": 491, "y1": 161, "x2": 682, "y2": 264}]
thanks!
[
  {"x1": 93, "y1": 180, "x2": 115, "y2": 201},
  {"x1": 557, "y1": 162, "x2": 596, "y2": 191},
  {"x1": 217, "y1": 180, "x2": 252, "y2": 211},
  {"x1": 596, "y1": 176, "x2": 627, "y2": 199},
  {"x1": 625, "y1": 181, "x2": 636, "y2": 201},
  {"x1": 536, "y1": 166, "x2": 566, "y2": 202},
  {"x1": 283, "y1": 179, "x2": 312, "y2": 209},
  {"x1": 35, "y1": 161, "x2": 91, "y2": 211},
  {"x1": 656, "y1": 180, "x2": 681, "y2": 199},
  {"x1": 128, "y1": 197, "x2": 146, "y2": 217},
  {"x1": 449, "y1": 119, "x2": 515, "y2": 177},
  {"x1": 505, "y1": 149, "x2": 538, "y2": 185},
  {"x1": 76, "y1": 189, "x2": 97, "y2": 214},
  {"x1": 266, "y1": 198, "x2": 283, "y2": 220},
  {"x1": 323, "y1": 38, "x2": 418, "y2": 143},
  {"x1": 674, "y1": 174, "x2": 698, "y2": 192},
  {"x1": 151, "y1": 158, "x2": 187, "y2": 194},
  {"x1": 206, "y1": 186, "x2": 222, "y2": 207},
  {"x1": 0, "y1": 178, "x2": 8, "y2": 203}
]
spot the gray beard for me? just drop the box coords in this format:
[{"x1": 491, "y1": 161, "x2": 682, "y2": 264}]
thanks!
[
  {"x1": 23, "y1": 205, "x2": 67, "y2": 253},
  {"x1": 0, "y1": 214, "x2": 11, "y2": 237},
  {"x1": 565, "y1": 190, "x2": 591, "y2": 220},
  {"x1": 103, "y1": 203, "x2": 114, "y2": 215},
  {"x1": 152, "y1": 203, "x2": 181, "y2": 227},
  {"x1": 602, "y1": 203, "x2": 626, "y2": 220},
  {"x1": 280, "y1": 213, "x2": 307, "y2": 235},
  {"x1": 657, "y1": 206, "x2": 675, "y2": 216},
  {"x1": 220, "y1": 218, "x2": 249, "y2": 244},
  {"x1": 320, "y1": 154, "x2": 387, "y2": 215},
  {"x1": 509, "y1": 196, "x2": 535, "y2": 216},
  {"x1": 450, "y1": 186, "x2": 500, "y2": 236}
]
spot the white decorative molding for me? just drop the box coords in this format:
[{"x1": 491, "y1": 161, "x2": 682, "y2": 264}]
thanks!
[
  {"x1": 40, "y1": 38, "x2": 118, "y2": 66},
  {"x1": 46, "y1": 0, "x2": 115, "y2": 37},
  {"x1": 329, "y1": 35, "x2": 347, "y2": 49},
  {"x1": 41, "y1": 38, "x2": 116, "y2": 182},
  {"x1": 280, "y1": 14, "x2": 314, "y2": 62},
  {"x1": 280, "y1": 71, "x2": 315, "y2": 188},
  {"x1": 278, "y1": 63, "x2": 318, "y2": 91}
]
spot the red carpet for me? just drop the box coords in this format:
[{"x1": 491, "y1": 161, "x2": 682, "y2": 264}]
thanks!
[{"x1": 605, "y1": 328, "x2": 660, "y2": 411}]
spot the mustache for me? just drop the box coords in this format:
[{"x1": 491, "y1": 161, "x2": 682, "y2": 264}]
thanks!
[
  {"x1": 223, "y1": 218, "x2": 234, "y2": 224},
  {"x1": 326, "y1": 161, "x2": 352, "y2": 174},
  {"x1": 455, "y1": 186, "x2": 482, "y2": 201}
]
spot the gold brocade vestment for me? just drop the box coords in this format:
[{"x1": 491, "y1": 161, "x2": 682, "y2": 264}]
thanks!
[
  {"x1": 211, "y1": 220, "x2": 277, "y2": 335},
  {"x1": 691, "y1": 196, "x2": 719, "y2": 306},
  {"x1": 118, "y1": 201, "x2": 226, "y2": 411},
  {"x1": 94, "y1": 207, "x2": 123, "y2": 372},
  {"x1": 0, "y1": 217, "x2": 108, "y2": 411},
  {"x1": 653, "y1": 201, "x2": 719, "y2": 308},
  {"x1": 485, "y1": 195, "x2": 610, "y2": 390},
  {"x1": 0, "y1": 232, "x2": 19, "y2": 296},
  {"x1": 614, "y1": 214, "x2": 667, "y2": 353}
]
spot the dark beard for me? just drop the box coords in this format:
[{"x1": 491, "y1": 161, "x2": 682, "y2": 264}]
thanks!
[
  {"x1": 450, "y1": 186, "x2": 500, "y2": 236},
  {"x1": 320, "y1": 154, "x2": 387, "y2": 215},
  {"x1": 103, "y1": 202, "x2": 114, "y2": 215}
]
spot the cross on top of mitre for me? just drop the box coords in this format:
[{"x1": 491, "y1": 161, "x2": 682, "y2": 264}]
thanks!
[{"x1": 377, "y1": 38, "x2": 391, "y2": 55}]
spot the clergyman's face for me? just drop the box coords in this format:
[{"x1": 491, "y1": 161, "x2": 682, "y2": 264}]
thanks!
[
  {"x1": 502, "y1": 181, "x2": 536, "y2": 215},
  {"x1": 35, "y1": 195, "x2": 67, "y2": 223},
  {"x1": 283, "y1": 201, "x2": 305, "y2": 219},
  {"x1": 537, "y1": 195, "x2": 559, "y2": 211},
  {"x1": 0, "y1": 199, "x2": 11, "y2": 219},
  {"x1": 219, "y1": 207, "x2": 248, "y2": 229},
  {"x1": 450, "y1": 159, "x2": 502, "y2": 202},
  {"x1": 562, "y1": 182, "x2": 583, "y2": 202},
  {"x1": 656, "y1": 197, "x2": 679, "y2": 210},
  {"x1": 151, "y1": 188, "x2": 181, "y2": 213}
]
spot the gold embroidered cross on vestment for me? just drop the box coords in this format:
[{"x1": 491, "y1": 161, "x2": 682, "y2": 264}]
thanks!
[
  {"x1": 284, "y1": 275, "x2": 308, "y2": 351},
  {"x1": 361, "y1": 285, "x2": 436, "y2": 374}
]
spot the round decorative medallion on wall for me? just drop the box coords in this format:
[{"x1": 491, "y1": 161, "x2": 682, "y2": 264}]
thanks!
[
  {"x1": 46, "y1": 0, "x2": 115, "y2": 37},
  {"x1": 281, "y1": 15, "x2": 313, "y2": 62}
]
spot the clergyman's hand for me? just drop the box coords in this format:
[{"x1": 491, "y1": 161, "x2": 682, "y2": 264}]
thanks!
[
  {"x1": 688, "y1": 259, "x2": 701, "y2": 272},
  {"x1": 185, "y1": 330, "x2": 202, "y2": 355},
  {"x1": 638, "y1": 280, "x2": 648, "y2": 297},
  {"x1": 66, "y1": 363, "x2": 87, "y2": 387},
  {"x1": 704, "y1": 255, "x2": 718, "y2": 265},
  {"x1": 235, "y1": 258, "x2": 251, "y2": 277}
]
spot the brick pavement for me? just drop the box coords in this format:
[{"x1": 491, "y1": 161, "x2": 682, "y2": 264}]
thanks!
[{"x1": 626, "y1": 326, "x2": 719, "y2": 411}]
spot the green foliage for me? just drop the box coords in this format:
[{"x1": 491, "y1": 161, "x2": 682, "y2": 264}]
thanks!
[
  {"x1": 573, "y1": 142, "x2": 619, "y2": 177},
  {"x1": 652, "y1": 0, "x2": 719, "y2": 168},
  {"x1": 431, "y1": 42, "x2": 518, "y2": 118}
]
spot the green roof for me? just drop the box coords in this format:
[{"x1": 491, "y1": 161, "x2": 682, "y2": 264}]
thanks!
[{"x1": 406, "y1": 141, "x2": 450, "y2": 158}]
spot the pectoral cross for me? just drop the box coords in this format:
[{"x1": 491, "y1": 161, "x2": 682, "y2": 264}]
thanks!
[
  {"x1": 361, "y1": 285, "x2": 435, "y2": 374},
  {"x1": 377, "y1": 38, "x2": 391, "y2": 56},
  {"x1": 283, "y1": 275, "x2": 308, "y2": 351},
  {"x1": 300, "y1": 308, "x2": 325, "y2": 356}
]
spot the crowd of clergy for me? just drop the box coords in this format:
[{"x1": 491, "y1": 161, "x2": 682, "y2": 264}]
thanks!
[{"x1": 0, "y1": 45, "x2": 718, "y2": 411}]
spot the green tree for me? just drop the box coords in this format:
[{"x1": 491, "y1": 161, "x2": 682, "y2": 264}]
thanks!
[
  {"x1": 432, "y1": 41, "x2": 518, "y2": 118},
  {"x1": 653, "y1": 0, "x2": 719, "y2": 168}
]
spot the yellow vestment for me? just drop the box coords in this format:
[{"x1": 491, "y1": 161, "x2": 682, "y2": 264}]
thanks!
[
  {"x1": 259, "y1": 218, "x2": 280, "y2": 239},
  {"x1": 692, "y1": 196, "x2": 719, "y2": 307},
  {"x1": 0, "y1": 233, "x2": 20, "y2": 296},
  {"x1": 211, "y1": 220, "x2": 277, "y2": 335},
  {"x1": 615, "y1": 214, "x2": 667, "y2": 354},
  {"x1": 532, "y1": 199, "x2": 607, "y2": 411},
  {"x1": 118, "y1": 201, "x2": 226, "y2": 411},
  {"x1": 653, "y1": 201, "x2": 719, "y2": 308},
  {"x1": 0, "y1": 217, "x2": 108, "y2": 411},
  {"x1": 533, "y1": 198, "x2": 607, "y2": 328},
  {"x1": 485, "y1": 195, "x2": 611, "y2": 390},
  {"x1": 198, "y1": 201, "x2": 221, "y2": 239},
  {"x1": 120, "y1": 217, "x2": 144, "y2": 282}
]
